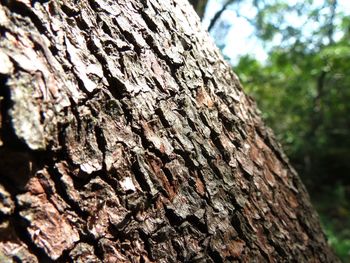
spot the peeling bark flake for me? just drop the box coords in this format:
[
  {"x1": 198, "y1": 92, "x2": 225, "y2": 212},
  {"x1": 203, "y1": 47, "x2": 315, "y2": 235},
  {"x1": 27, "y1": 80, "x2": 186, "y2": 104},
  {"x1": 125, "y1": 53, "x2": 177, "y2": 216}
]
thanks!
[{"x1": 0, "y1": 0, "x2": 339, "y2": 262}]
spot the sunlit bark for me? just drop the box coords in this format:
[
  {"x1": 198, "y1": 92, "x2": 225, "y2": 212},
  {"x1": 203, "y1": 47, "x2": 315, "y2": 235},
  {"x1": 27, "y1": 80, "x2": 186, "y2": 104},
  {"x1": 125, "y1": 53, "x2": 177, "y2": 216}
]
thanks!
[{"x1": 0, "y1": 0, "x2": 338, "y2": 262}]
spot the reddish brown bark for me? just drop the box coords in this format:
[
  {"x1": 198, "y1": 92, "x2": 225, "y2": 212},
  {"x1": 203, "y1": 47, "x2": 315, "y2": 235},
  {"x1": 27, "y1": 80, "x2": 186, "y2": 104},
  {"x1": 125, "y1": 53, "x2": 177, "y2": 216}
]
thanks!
[{"x1": 0, "y1": 0, "x2": 338, "y2": 262}]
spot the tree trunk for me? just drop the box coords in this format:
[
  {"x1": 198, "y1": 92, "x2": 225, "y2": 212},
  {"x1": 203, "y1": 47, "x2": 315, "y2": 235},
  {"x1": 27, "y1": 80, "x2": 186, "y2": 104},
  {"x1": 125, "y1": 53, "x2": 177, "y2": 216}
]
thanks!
[{"x1": 0, "y1": 0, "x2": 338, "y2": 262}]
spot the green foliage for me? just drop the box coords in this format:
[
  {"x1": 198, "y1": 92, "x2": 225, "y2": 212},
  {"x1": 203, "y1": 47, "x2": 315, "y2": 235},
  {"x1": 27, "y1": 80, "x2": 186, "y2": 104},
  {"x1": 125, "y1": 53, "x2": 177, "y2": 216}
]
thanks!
[
  {"x1": 317, "y1": 183, "x2": 350, "y2": 262},
  {"x1": 231, "y1": 2, "x2": 350, "y2": 260},
  {"x1": 203, "y1": 0, "x2": 350, "y2": 258}
]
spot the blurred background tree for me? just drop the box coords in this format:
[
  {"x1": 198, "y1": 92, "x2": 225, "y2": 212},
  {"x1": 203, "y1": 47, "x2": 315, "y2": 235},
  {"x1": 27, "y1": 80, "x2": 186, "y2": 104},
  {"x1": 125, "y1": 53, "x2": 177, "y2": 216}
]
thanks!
[{"x1": 190, "y1": 0, "x2": 350, "y2": 261}]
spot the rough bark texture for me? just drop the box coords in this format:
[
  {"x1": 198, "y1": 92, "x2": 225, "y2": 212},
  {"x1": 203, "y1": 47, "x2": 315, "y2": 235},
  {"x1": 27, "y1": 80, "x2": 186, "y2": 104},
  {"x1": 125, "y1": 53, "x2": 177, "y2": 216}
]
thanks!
[{"x1": 0, "y1": 0, "x2": 338, "y2": 262}]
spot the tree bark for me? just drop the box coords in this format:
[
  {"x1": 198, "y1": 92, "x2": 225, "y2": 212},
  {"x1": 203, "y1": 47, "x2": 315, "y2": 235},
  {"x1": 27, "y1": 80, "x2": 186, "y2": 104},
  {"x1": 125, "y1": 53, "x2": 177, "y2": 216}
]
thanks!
[{"x1": 0, "y1": 0, "x2": 338, "y2": 262}]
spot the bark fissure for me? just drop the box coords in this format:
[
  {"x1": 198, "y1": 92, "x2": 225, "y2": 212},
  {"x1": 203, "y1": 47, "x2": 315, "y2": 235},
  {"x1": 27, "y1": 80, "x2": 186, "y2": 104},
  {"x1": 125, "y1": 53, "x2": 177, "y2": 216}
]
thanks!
[{"x1": 0, "y1": 0, "x2": 339, "y2": 262}]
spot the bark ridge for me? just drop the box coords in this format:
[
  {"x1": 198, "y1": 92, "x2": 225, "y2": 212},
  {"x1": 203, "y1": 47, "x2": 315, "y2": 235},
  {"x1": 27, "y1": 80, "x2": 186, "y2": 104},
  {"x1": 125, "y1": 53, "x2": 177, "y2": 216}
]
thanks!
[{"x1": 0, "y1": 0, "x2": 337, "y2": 262}]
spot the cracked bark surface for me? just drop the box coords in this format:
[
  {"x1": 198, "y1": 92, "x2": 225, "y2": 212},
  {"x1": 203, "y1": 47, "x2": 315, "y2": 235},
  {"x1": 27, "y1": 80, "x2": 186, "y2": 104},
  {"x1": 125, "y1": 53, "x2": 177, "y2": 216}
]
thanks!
[{"x1": 0, "y1": 0, "x2": 338, "y2": 262}]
